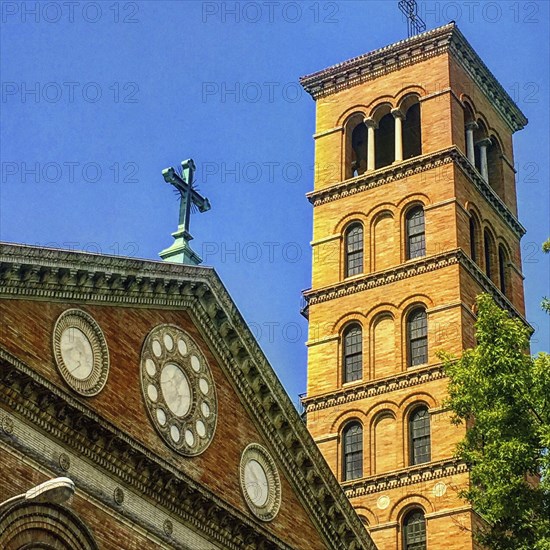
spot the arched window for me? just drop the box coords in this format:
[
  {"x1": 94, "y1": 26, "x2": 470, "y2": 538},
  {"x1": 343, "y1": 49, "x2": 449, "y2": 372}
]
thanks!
[
  {"x1": 407, "y1": 308, "x2": 428, "y2": 366},
  {"x1": 469, "y1": 216, "x2": 478, "y2": 263},
  {"x1": 345, "y1": 223, "x2": 364, "y2": 277},
  {"x1": 343, "y1": 422, "x2": 363, "y2": 480},
  {"x1": 499, "y1": 245, "x2": 507, "y2": 295},
  {"x1": 343, "y1": 324, "x2": 362, "y2": 383},
  {"x1": 402, "y1": 102, "x2": 422, "y2": 159},
  {"x1": 375, "y1": 112, "x2": 395, "y2": 169},
  {"x1": 406, "y1": 206, "x2": 426, "y2": 260},
  {"x1": 351, "y1": 122, "x2": 368, "y2": 177},
  {"x1": 484, "y1": 229, "x2": 493, "y2": 279},
  {"x1": 487, "y1": 137, "x2": 505, "y2": 199},
  {"x1": 403, "y1": 509, "x2": 427, "y2": 550},
  {"x1": 409, "y1": 406, "x2": 431, "y2": 465}
]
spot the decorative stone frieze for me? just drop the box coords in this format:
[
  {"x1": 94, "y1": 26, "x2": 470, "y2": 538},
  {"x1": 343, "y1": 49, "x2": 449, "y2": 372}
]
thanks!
[
  {"x1": 342, "y1": 458, "x2": 468, "y2": 498},
  {"x1": 301, "y1": 363, "x2": 446, "y2": 413},
  {"x1": 305, "y1": 146, "x2": 525, "y2": 238},
  {"x1": 302, "y1": 248, "x2": 528, "y2": 327}
]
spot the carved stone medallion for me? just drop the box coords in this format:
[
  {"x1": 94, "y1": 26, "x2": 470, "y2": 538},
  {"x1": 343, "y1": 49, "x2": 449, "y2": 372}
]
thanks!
[
  {"x1": 141, "y1": 325, "x2": 217, "y2": 456},
  {"x1": 240, "y1": 443, "x2": 281, "y2": 522},
  {"x1": 53, "y1": 309, "x2": 109, "y2": 396}
]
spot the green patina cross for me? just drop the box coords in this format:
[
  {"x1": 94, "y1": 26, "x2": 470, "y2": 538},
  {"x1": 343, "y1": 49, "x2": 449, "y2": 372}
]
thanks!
[{"x1": 159, "y1": 159, "x2": 211, "y2": 265}]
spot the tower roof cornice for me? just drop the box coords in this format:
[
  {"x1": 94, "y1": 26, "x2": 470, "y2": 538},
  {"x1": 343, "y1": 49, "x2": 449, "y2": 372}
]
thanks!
[{"x1": 299, "y1": 22, "x2": 527, "y2": 132}]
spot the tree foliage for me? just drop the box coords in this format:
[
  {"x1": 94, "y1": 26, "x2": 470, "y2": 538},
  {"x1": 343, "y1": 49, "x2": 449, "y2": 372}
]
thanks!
[{"x1": 441, "y1": 294, "x2": 550, "y2": 550}]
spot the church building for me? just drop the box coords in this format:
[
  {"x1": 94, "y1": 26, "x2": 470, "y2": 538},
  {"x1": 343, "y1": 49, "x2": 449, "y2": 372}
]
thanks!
[
  {"x1": 299, "y1": 21, "x2": 527, "y2": 550},
  {"x1": 0, "y1": 242, "x2": 376, "y2": 549}
]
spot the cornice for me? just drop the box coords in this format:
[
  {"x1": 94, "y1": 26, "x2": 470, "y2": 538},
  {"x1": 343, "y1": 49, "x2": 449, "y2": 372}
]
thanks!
[
  {"x1": 302, "y1": 248, "x2": 529, "y2": 328},
  {"x1": 305, "y1": 146, "x2": 525, "y2": 238},
  {"x1": 299, "y1": 23, "x2": 527, "y2": 132},
  {"x1": 302, "y1": 363, "x2": 446, "y2": 413},
  {"x1": 0, "y1": 243, "x2": 376, "y2": 550},
  {"x1": 342, "y1": 458, "x2": 469, "y2": 499},
  {"x1": 304, "y1": 250, "x2": 460, "y2": 306}
]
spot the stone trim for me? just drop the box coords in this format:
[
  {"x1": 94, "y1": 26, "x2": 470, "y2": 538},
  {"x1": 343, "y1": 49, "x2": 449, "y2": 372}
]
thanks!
[
  {"x1": 419, "y1": 87, "x2": 461, "y2": 105},
  {"x1": 311, "y1": 234, "x2": 341, "y2": 247},
  {"x1": 425, "y1": 505, "x2": 472, "y2": 521},
  {"x1": 306, "y1": 146, "x2": 525, "y2": 238},
  {"x1": 0, "y1": 242, "x2": 376, "y2": 550},
  {"x1": 424, "y1": 197, "x2": 457, "y2": 212},
  {"x1": 500, "y1": 154, "x2": 516, "y2": 173},
  {"x1": 299, "y1": 23, "x2": 527, "y2": 132},
  {"x1": 305, "y1": 334, "x2": 339, "y2": 348},
  {"x1": 342, "y1": 459, "x2": 468, "y2": 498},
  {"x1": 302, "y1": 363, "x2": 447, "y2": 413},
  {"x1": 313, "y1": 126, "x2": 344, "y2": 140},
  {"x1": 313, "y1": 434, "x2": 338, "y2": 445},
  {"x1": 367, "y1": 521, "x2": 398, "y2": 533},
  {"x1": 426, "y1": 301, "x2": 463, "y2": 315}
]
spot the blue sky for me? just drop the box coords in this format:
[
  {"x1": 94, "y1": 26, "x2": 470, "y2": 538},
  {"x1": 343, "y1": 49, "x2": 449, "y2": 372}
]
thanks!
[{"x1": 1, "y1": 0, "x2": 549, "y2": 406}]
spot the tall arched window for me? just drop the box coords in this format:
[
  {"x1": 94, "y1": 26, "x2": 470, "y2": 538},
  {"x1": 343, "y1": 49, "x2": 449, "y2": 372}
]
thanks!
[
  {"x1": 407, "y1": 308, "x2": 428, "y2": 366},
  {"x1": 343, "y1": 324, "x2": 362, "y2": 383},
  {"x1": 406, "y1": 206, "x2": 425, "y2": 259},
  {"x1": 409, "y1": 406, "x2": 431, "y2": 465},
  {"x1": 375, "y1": 112, "x2": 395, "y2": 169},
  {"x1": 499, "y1": 245, "x2": 507, "y2": 295},
  {"x1": 351, "y1": 122, "x2": 368, "y2": 177},
  {"x1": 402, "y1": 102, "x2": 422, "y2": 159},
  {"x1": 345, "y1": 223, "x2": 364, "y2": 277},
  {"x1": 403, "y1": 509, "x2": 427, "y2": 550},
  {"x1": 469, "y1": 216, "x2": 478, "y2": 263},
  {"x1": 487, "y1": 137, "x2": 505, "y2": 199},
  {"x1": 343, "y1": 422, "x2": 363, "y2": 481},
  {"x1": 484, "y1": 229, "x2": 493, "y2": 279}
]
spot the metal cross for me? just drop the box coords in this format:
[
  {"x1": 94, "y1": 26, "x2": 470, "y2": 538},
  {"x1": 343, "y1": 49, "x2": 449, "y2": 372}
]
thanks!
[
  {"x1": 162, "y1": 159, "x2": 210, "y2": 239},
  {"x1": 398, "y1": 0, "x2": 426, "y2": 38}
]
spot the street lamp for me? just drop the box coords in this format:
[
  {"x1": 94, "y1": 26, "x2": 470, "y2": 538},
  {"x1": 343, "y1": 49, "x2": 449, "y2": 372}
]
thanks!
[{"x1": 0, "y1": 477, "x2": 75, "y2": 514}]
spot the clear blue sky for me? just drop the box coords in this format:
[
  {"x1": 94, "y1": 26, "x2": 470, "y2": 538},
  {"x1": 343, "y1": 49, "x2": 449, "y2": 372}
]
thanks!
[{"x1": 1, "y1": 1, "x2": 549, "y2": 406}]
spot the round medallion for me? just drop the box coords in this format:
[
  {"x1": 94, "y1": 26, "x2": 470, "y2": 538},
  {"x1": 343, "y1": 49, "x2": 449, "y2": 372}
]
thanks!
[
  {"x1": 377, "y1": 495, "x2": 390, "y2": 510},
  {"x1": 140, "y1": 324, "x2": 217, "y2": 456},
  {"x1": 53, "y1": 309, "x2": 109, "y2": 396},
  {"x1": 240, "y1": 443, "x2": 281, "y2": 522},
  {"x1": 433, "y1": 482, "x2": 447, "y2": 497}
]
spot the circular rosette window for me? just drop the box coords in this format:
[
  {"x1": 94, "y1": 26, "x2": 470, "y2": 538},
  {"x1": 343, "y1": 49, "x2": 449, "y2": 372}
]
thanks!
[
  {"x1": 240, "y1": 444, "x2": 282, "y2": 521},
  {"x1": 53, "y1": 309, "x2": 110, "y2": 396},
  {"x1": 140, "y1": 324, "x2": 217, "y2": 456}
]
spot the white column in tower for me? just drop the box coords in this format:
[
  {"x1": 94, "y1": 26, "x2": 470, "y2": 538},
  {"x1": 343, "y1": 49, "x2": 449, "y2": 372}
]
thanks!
[
  {"x1": 391, "y1": 108, "x2": 405, "y2": 163},
  {"x1": 477, "y1": 138, "x2": 492, "y2": 182},
  {"x1": 465, "y1": 121, "x2": 478, "y2": 165},
  {"x1": 364, "y1": 117, "x2": 377, "y2": 171}
]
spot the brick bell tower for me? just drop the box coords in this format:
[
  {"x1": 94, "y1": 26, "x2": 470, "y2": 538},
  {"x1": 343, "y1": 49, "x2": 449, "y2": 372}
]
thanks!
[{"x1": 299, "y1": 23, "x2": 527, "y2": 550}]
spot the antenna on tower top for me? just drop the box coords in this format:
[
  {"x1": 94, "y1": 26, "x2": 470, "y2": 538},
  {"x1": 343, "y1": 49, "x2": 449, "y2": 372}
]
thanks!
[{"x1": 398, "y1": 0, "x2": 426, "y2": 38}]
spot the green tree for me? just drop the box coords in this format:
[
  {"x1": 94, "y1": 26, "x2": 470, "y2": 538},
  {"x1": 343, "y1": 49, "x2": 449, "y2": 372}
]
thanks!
[{"x1": 441, "y1": 294, "x2": 550, "y2": 550}]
